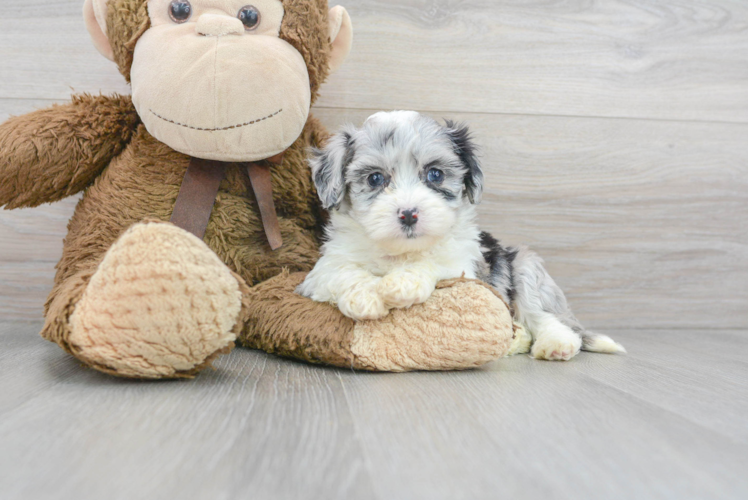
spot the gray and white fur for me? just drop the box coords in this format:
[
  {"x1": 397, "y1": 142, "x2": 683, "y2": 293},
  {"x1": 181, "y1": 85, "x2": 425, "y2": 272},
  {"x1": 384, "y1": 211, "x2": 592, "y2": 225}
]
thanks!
[{"x1": 297, "y1": 111, "x2": 624, "y2": 360}]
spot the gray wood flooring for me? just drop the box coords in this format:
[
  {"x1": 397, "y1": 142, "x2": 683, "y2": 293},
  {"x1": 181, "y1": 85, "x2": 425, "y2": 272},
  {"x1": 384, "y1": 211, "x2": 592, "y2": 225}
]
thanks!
[
  {"x1": 2, "y1": 0, "x2": 747, "y2": 330},
  {"x1": 2, "y1": 1, "x2": 747, "y2": 499},
  {"x1": 1, "y1": 323, "x2": 746, "y2": 500}
]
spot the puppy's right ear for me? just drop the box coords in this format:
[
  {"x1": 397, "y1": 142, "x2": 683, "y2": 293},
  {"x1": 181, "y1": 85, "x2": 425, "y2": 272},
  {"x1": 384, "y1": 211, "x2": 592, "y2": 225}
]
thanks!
[
  {"x1": 445, "y1": 120, "x2": 483, "y2": 204},
  {"x1": 309, "y1": 128, "x2": 356, "y2": 210}
]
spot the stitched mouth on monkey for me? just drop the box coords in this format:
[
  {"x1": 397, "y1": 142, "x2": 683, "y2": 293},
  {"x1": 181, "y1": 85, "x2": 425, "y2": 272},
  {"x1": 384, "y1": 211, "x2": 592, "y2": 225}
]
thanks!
[
  {"x1": 129, "y1": 9, "x2": 313, "y2": 163},
  {"x1": 148, "y1": 108, "x2": 284, "y2": 132}
]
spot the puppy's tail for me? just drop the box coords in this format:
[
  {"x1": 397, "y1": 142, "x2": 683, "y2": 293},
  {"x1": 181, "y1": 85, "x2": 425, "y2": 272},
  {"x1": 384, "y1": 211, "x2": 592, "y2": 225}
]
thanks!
[{"x1": 580, "y1": 331, "x2": 627, "y2": 354}]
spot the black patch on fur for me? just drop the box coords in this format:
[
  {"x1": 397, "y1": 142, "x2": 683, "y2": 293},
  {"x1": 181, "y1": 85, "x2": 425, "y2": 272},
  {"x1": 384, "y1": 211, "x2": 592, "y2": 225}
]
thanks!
[
  {"x1": 426, "y1": 184, "x2": 457, "y2": 201},
  {"x1": 479, "y1": 231, "x2": 518, "y2": 302},
  {"x1": 421, "y1": 161, "x2": 457, "y2": 200},
  {"x1": 341, "y1": 132, "x2": 356, "y2": 169},
  {"x1": 311, "y1": 149, "x2": 330, "y2": 194},
  {"x1": 356, "y1": 164, "x2": 387, "y2": 179},
  {"x1": 381, "y1": 129, "x2": 395, "y2": 148},
  {"x1": 445, "y1": 120, "x2": 483, "y2": 204},
  {"x1": 313, "y1": 132, "x2": 356, "y2": 210},
  {"x1": 365, "y1": 188, "x2": 386, "y2": 203},
  {"x1": 351, "y1": 165, "x2": 390, "y2": 203}
]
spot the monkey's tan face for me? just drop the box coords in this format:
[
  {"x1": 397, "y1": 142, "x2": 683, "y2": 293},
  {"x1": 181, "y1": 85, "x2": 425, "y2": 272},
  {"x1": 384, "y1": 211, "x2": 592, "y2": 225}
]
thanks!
[{"x1": 131, "y1": 0, "x2": 311, "y2": 162}]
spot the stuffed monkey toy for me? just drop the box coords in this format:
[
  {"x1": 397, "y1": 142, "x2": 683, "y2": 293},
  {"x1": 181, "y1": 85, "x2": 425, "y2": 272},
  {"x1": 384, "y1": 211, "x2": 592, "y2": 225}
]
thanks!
[{"x1": 0, "y1": 0, "x2": 515, "y2": 379}]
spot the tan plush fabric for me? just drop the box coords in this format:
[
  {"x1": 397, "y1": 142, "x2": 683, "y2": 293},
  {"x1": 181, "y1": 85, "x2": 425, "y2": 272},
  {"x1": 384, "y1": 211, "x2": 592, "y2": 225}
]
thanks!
[
  {"x1": 240, "y1": 273, "x2": 514, "y2": 372},
  {"x1": 327, "y1": 6, "x2": 353, "y2": 73},
  {"x1": 84, "y1": 0, "x2": 114, "y2": 60},
  {"x1": 68, "y1": 222, "x2": 243, "y2": 378},
  {"x1": 130, "y1": 1, "x2": 315, "y2": 161},
  {"x1": 32, "y1": 114, "x2": 330, "y2": 378},
  {"x1": 352, "y1": 279, "x2": 515, "y2": 371},
  {"x1": 0, "y1": 0, "x2": 512, "y2": 378},
  {"x1": 104, "y1": 0, "x2": 334, "y2": 100},
  {"x1": 131, "y1": 28, "x2": 312, "y2": 162}
]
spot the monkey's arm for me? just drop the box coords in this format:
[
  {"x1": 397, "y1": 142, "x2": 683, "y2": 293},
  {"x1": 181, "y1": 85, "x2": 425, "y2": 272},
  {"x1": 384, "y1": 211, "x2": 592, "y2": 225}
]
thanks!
[{"x1": 0, "y1": 94, "x2": 140, "y2": 209}]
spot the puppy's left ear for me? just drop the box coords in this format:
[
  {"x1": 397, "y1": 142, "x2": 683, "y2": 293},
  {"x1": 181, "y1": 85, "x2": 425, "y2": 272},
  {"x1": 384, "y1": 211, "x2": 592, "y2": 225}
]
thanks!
[
  {"x1": 309, "y1": 127, "x2": 357, "y2": 210},
  {"x1": 445, "y1": 121, "x2": 483, "y2": 204}
]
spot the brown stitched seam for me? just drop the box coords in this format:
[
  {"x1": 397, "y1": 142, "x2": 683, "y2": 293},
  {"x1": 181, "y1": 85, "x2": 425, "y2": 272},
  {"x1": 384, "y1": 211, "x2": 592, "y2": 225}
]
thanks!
[{"x1": 148, "y1": 108, "x2": 283, "y2": 131}]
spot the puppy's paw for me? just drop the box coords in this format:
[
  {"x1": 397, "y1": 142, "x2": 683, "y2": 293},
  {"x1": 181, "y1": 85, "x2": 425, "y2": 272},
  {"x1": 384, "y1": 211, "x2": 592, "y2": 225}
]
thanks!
[
  {"x1": 377, "y1": 270, "x2": 435, "y2": 309},
  {"x1": 531, "y1": 326, "x2": 582, "y2": 361},
  {"x1": 338, "y1": 286, "x2": 390, "y2": 321}
]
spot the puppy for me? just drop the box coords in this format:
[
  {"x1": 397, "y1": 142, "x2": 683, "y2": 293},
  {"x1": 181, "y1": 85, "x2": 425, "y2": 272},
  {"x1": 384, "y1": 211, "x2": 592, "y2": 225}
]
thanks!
[{"x1": 297, "y1": 111, "x2": 625, "y2": 361}]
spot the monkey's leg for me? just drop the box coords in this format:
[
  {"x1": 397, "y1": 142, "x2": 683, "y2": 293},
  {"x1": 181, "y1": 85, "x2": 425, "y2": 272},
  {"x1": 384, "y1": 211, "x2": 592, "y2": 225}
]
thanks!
[
  {"x1": 239, "y1": 273, "x2": 516, "y2": 372},
  {"x1": 42, "y1": 221, "x2": 247, "y2": 379}
]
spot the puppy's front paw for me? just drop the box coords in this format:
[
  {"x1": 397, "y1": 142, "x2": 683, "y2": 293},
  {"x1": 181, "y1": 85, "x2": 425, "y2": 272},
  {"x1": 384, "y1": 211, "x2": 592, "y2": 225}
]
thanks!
[
  {"x1": 531, "y1": 327, "x2": 582, "y2": 361},
  {"x1": 338, "y1": 286, "x2": 389, "y2": 321},
  {"x1": 377, "y1": 270, "x2": 435, "y2": 309}
]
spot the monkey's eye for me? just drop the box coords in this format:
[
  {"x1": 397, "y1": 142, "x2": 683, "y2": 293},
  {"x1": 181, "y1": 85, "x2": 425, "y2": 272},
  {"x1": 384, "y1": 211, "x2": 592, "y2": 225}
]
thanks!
[
  {"x1": 427, "y1": 168, "x2": 444, "y2": 184},
  {"x1": 168, "y1": 0, "x2": 192, "y2": 23},
  {"x1": 238, "y1": 5, "x2": 261, "y2": 31},
  {"x1": 367, "y1": 173, "x2": 386, "y2": 188}
]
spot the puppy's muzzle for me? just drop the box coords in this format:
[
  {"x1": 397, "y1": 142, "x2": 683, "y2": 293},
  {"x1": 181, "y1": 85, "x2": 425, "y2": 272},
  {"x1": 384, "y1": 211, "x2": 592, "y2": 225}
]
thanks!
[{"x1": 399, "y1": 208, "x2": 419, "y2": 228}]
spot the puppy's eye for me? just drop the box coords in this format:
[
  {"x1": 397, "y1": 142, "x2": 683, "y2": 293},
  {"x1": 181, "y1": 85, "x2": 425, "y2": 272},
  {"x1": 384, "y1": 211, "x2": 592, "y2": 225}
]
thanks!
[
  {"x1": 169, "y1": 0, "x2": 192, "y2": 23},
  {"x1": 238, "y1": 5, "x2": 261, "y2": 30},
  {"x1": 367, "y1": 173, "x2": 386, "y2": 188},
  {"x1": 427, "y1": 168, "x2": 444, "y2": 184}
]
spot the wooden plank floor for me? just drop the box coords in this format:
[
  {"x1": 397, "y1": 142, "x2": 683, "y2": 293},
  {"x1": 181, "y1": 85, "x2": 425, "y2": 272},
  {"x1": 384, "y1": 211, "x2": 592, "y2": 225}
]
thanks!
[
  {"x1": 1, "y1": 323, "x2": 746, "y2": 500},
  {"x1": 2, "y1": 0, "x2": 747, "y2": 329},
  {"x1": 1, "y1": 1, "x2": 747, "y2": 499}
]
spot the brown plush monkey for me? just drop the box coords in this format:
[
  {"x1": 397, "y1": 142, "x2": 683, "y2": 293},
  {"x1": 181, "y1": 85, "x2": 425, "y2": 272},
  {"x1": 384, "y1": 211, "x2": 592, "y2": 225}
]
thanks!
[{"x1": 0, "y1": 0, "x2": 514, "y2": 378}]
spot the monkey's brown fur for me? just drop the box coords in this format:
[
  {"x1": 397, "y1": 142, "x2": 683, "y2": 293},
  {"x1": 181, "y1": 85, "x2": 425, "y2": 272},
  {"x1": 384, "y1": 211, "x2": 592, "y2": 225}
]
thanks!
[
  {"x1": 244, "y1": 272, "x2": 514, "y2": 372},
  {"x1": 0, "y1": 94, "x2": 140, "y2": 209},
  {"x1": 0, "y1": 0, "x2": 514, "y2": 377},
  {"x1": 2, "y1": 0, "x2": 332, "y2": 369}
]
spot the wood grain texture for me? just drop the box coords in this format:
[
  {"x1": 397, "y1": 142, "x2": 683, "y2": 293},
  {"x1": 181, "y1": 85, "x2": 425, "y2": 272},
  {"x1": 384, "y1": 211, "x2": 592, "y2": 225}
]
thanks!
[
  {"x1": 2, "y1": 3, "x2": 747, "y2": 499},
  {"x1": 2, "y1": 1, "x2": 748, "y2": 122},
  {"x1": 312, "y1": 108, "x2": 748, "y2": 329},
  {"x1": 1, "y1": 323, "x2": 747, "y2": 500},
  {"x1": 0, "y1": 95, "x2": 79, "y2": 317},
  {"x1": 1, "y1": 1, "x2": 747, "y2": 328},
  {"x1": 1, "y1": 102, "x2": 746, "y2": 328}
]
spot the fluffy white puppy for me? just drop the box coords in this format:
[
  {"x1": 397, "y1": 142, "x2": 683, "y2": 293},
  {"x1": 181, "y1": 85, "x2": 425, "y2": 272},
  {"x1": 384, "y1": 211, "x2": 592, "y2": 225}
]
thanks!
[{"x1": 297, "y1": 111, "x2": 625, "y2": 361}]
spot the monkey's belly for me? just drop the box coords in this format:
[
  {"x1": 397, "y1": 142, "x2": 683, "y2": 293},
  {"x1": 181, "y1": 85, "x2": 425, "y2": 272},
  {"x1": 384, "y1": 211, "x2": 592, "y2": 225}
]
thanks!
[
  {"x1": 55, "y1": 124, "x2": 321, "y2": 289},
  {"x1": 59, "y1": 186, "x2": 319, "y2": 290},
  {"x1": 207, "y1": 191, "x2": 321, "y2": 285}
]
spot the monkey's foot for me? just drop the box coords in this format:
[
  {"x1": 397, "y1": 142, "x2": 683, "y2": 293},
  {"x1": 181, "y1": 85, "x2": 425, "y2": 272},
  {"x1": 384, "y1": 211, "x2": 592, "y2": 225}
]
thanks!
[{"x1": 68, "y1": 222, "x2": 243, "y2": 379}]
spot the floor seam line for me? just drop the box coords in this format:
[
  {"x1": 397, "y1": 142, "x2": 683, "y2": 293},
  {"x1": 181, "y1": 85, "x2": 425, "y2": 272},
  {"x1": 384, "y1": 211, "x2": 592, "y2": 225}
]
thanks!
[
  {"x1": 335, "y1": 371, "x2": 384, "y2": 500},
  {"x1": 569, "y1": 362, "x2": 748, "y2": 446}
]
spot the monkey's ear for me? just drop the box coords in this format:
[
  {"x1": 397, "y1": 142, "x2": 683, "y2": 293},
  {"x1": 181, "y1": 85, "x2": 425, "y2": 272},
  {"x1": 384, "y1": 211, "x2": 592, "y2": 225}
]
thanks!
[
  {"x1": 309, "y1": 128, "x2": 356, "y2": 210},
  {"x1": 328, "y1": 6, "x2": 353, "y2": 74},
  {"x1": 445, "y1": 120, "x2": 484, "y2": 204},
  {"x1": 84, "y1": 0, "x2": 115, "y2": 61}
]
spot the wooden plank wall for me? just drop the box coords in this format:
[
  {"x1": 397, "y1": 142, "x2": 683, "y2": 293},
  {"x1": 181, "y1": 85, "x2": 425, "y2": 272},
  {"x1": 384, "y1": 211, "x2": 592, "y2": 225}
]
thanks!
[{"x1": 1, "y1": 0, "x2": 746, "y2": 329}]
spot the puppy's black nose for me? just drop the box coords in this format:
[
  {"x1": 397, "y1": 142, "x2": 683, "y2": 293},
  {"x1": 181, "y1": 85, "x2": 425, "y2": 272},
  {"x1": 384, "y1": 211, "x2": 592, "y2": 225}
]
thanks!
[{"x1": 399, "y1": 208, "x2": 419, "y2": 227}]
